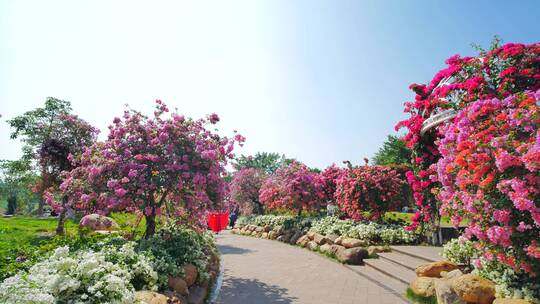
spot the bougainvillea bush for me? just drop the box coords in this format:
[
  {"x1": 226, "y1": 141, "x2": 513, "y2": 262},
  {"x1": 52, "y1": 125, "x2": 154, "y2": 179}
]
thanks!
[
  {"x1": 335, "y1": 165, "x2": 406, "y2": 220},
  {"x1": 259, "y1": 161, "x2": 325, "y2": 216},
  {"x1": 395, "y1": 42, "x2": 540, "y2": 230},
  {"x1": 436, "y1": 90, "x2": 540, "y2": 275},
  {"x1": 317, "y1": 164, "x2": 344, "y2": 204},
  {"x1": 229, "y1": 168, "x2": 267, "y2": 215},
  {"x1": 50, "y1": 100, "x2": 244, "y2": 237}
]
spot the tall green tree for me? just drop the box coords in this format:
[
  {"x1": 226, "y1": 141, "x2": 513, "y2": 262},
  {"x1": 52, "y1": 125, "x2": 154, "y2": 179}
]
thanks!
[
  {"x1": 233, "y1": 152, "x2": 294, "y2": 174},
  {"x1": 0, "y1": 159, "x2": 40, "y2": 215},
  {"x1": 372, "y1": 135, "x2": 412, "y2": 166}
]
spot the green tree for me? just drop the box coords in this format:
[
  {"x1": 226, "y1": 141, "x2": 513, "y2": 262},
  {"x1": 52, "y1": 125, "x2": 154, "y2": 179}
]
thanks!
[
  {"x1": 233, "y1": 152, "x2": 294, "y2": 174},
  {"x1": 0, "y1": 159, "x2": 40, "y2": 215},
  {"x1": 372, "y1": 135, "x2": 412, "y2": 166}
]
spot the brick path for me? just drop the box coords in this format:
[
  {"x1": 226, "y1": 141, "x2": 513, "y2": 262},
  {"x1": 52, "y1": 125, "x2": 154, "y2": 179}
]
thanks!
[{"x1": 214, "y1": 231, "x2": 408, "y2": 304}]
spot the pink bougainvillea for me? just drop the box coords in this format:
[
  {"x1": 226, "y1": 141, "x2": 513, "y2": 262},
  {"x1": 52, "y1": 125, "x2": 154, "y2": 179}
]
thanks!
[
  {"x1": 53, "y1": 100, "x2": 244, "y2": 237},
  {"x1": 436, "y1": 90, "x2": 540, "y2": 275},
  {"x1": 335, "y1": 165, "x2": 405, "y2": 220},
  {"x1": 395, "y1": 42, "x2": 540, "y2": 229},
  {"x1": 259, "y1": 161, "x2": 325, "y2": 215},
  {"x1": 318, "y1": 164, "x2": 344, "y2": 204},
  {"x1": 229, "y1": 168, "x2": 267, "y2": 215}
]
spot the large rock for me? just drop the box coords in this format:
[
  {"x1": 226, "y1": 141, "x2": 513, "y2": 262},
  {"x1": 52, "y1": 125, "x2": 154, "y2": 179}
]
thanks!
[
  {"x1": 79, "y1": 214, "x2": 119, "y2": 231},
  {"x1": 183, "y1": 264, "x2": 198, "y2": 287},
  {"x1": 168, "y1": 277, "x2": 188, "y2": 295},
  {"x1": 434, "y1": 276, "x2": 466, "y2": 304},
  {"x1": 410, "y1": 276, "x2": 437, "y2": 297},
  {"x1": 307, "y1": 231, "x2": 316, "y2": 240},
  {"x1": 135, "y1": 291, "x2": 170, "y2": 304},
  {"x1": 261, "y1": 232, "x2": 268, "y2": 239},
  {"x1": 416, "y1": 261, "x2": 458, "y2": 278},
  {"x1": 452, "y1": 274, "x2": 496, "y2": 304},
  {"x1": 493, "y1": 299, "x2": 532, "y2": 304},
  {"x1": 341, "y1": 238, "x2": 366, "y2": 248},
  {"x1": 296, "y1": 235, "x2": 310, "y2": 247},
  {"x1": 330, "y1": 244, "x2": 346, "y2": 256},
  {"x1": 334, "y1": 236, "x2": 343, "y2": 245},
  {"x1": 336, "y1": 247, "x2": 367, "y2": 265},
  {"x1": 268, "y1": 231, "x2": 278, "y2": 240},
  {"x1": 313, "y1": 233, "x2": 330, "y2": 245}
]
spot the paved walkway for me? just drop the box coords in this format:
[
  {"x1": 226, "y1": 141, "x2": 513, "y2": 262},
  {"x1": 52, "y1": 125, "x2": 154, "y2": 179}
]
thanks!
[{"x1": 214, "y1": 231, "x2": 408, "y2": 304}]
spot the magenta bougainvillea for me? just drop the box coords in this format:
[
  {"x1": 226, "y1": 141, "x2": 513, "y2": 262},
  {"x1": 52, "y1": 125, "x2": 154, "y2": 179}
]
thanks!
[
  {"x1": 317, "y1": 164, "x2": 344, "y2": 204},
  {"x1": 335, "y1": 165, "x2": 405, "y2": 220},
  {"x1": 259, "y1": 161, "x2": 325, "y2": 215},
  {"x1": 396, "y1": 42, "x2": 540, "y2": 229},
  {"x1": 52, "y1": 100, "x2": 244, "y2": 236},
  {"x1": 229, "y1": 168, "x2": 267, "y2": 215},
  {"x1": 436, "y1": 90, "x2": 540, "y2": 275}
]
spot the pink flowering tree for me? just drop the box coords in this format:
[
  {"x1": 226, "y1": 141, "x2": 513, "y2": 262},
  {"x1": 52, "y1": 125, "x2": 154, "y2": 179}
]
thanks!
[
  {"x1": 56, "y1": 100, "x2": 244, "y2": 237},
  {"x1": 335, "y1": 165, "x2": 406, "y2": 220},
  {"x1": 395, "y1": 41, "x2": 540, "y2": 231},
  {"x1": 229, "y1": 168, "x2": 267, "y2": 215},
  {"x1": 318, "y1": 164, "x2": 344, "y2": 204},
  {"x1": 259, "y1": 161, "x2": 325, "y2": 216},
  {"x1": 436, "y1": 90, "x2": 540, "y2": 275}
]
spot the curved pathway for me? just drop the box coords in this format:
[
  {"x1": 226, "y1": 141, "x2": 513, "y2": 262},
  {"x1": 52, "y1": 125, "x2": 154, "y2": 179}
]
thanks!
[{"x1": 214, "y1": 231, "x2": 408, "y2": 304}]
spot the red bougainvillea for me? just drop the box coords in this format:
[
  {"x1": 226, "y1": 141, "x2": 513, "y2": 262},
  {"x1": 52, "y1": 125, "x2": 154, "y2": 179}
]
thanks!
[
  {"x1": 259, "y1": 161, "x2": 325, "y2": 215},
  {"x1": 335, "y1": 165, "x2": 405, "y2": 220},
  {"x1": 229, "y1": 168, "x2": 267, "y2": 215},
  {"x1": 395, "y1": 42, "x2": 540, "y2": 230},
  {"x1": 318, "y1": 164, "x2": 344, "y2": 204},
  {"x1": 51, "y1": 100, "x2": 244, "y2": 236},
  {"x1": 436, "y1": 90, "x2": 540, "y2": 275}
]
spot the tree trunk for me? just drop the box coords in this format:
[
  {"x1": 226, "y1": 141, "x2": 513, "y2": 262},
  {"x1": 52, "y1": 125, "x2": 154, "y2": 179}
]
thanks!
[
  {"x1": 145, "y1": 214, "x2": 156, "y2": 239},
  {"x1": 297, "y1": 208, "x2": 302, "y2": 217},
  {"x1": 37, "y1": 197, "x2": 44, "y2": 216},
  {"x1": 56, "y1": 210, "x2": 67, "y2": 235}
]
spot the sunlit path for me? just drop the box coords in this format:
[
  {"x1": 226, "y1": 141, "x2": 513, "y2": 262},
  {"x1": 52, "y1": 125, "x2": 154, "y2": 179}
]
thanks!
[{"x1": 215, "y1": 231, "x2": 408, "y2": 304}]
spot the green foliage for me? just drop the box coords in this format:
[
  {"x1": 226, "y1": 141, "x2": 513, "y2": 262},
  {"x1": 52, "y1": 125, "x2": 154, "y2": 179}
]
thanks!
[
  {"x1": 233, "y1": 152, "x2": 294, "y2": 174},
  {"x1": 0, "y1": 159, "x2": 40, "y2": 214},
  {"x1": 406, "y1": 287, "x2": 437, "y2": 304},
  {"x1": 372, "y1": 135, "x2": 412, "y2": 166},
  {"x1": 137, "y1": 222, "x2": 215, "y2": 289}
]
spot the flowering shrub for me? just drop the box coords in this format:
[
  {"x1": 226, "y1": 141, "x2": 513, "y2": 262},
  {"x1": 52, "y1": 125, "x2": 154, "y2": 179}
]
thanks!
[
  {"x1": 318, "y1": 164, "x2": 344, "y2": 203},
  {"x1": 441, "y1": 237, "x2": 478, "y2": 267},
  {"x1": 229, "y1": 168, "x2": 267, "y2": 215},
  {"x1": 309, "y1": 216, "x2": 417, "y2": 245},
  {"x1": 0, "y1": 243, "x2": 157, "y2": 303},
  {"x1": 259, "y1": 161, "x2": 325, "y2": 215},
  {"x1": 436, "y1": 90, "x2": 540, "y2": 275},
  {"x1": 395, "y1": 42, "x2": 540, "y2": 229},
  {"x1": 53, "y1": 100, "x2": 244, "y2": 236},
  {"x1": 335, "y1": 165, "x2": 406, "y2": 220}
]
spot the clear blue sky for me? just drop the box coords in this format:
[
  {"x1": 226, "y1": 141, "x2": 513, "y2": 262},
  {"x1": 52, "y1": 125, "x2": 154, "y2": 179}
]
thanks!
[{"x1": 1, "y1": 1, "x2": 539, "y2": 169}]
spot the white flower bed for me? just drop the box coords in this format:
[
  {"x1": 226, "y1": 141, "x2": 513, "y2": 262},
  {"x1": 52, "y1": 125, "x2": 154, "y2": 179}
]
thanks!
[{"x1": 0, "y1": 242, "x2": 158, "y2": 304}]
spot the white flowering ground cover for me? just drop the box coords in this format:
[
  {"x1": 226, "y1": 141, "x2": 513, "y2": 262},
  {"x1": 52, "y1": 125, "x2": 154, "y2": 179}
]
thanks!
[{"x1": 0, "y1": 242, "x2": 158, "y2": 304}]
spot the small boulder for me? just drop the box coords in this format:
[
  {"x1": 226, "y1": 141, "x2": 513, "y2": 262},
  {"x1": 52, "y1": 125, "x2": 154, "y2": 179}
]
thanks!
[
  {"x1": 79, "y1": 214, "x2": 119, "y2": 231},
  {"x1": 336, "y1": 247, "x2": 368, "y2": 265},
  {"x1": 263, "y1": 225, "x2": 272, "y2": 232},
  {"x1": 410, "y1": 276, "x2": 437, "y2": 297},
  {"x1": 319, "y1": 243, "x2": 332, "y2": 254},
  {"x1": 367, "y1": 245, "x2": 387, "y2": 256},
  {"x1": 255, "y1": 226, "x2": 264, "y2": 232},
  {"x1": 307, "y1": 241, "x2": 319, "y2": 251},
  {"x1": 313, "y1": 233, "x2": 329, "y2": 245},
  {"x1": 330, "y1": 244, "x2": 346, "y2": 256},
  {"x1": 334, "y1": 236, "x2": 343, "y2": 245},
  {"x1": 168, "y1": 277, "x2": 188, "y2": 295},
  {"x1": 135, "y1": 291, "x2": 169, "y2": 304},
  {"x1": 341, "y1": 238, "x2": 366, "y2": 248},
  {"x1": 307, "y1": 231, "x2": 316, "y2": 240},
  {"x1": 416, "y1": 261, "x2": 458, "y2": 278},
  {"x1": 261, "y1": 232, "x2": 268, "y2": 239},
  {"x1": 452, "y1": 274, "x2": 496, "y2": 304},
  {"x1": 289, "y1": 231, "x2": 304, "y2": 245},
  {"x1": 183, "y1": 264, "x2": 198, "y2": 287},
  {"x1": 326, "y1": 233, "x2": 339, "y2": 244},
  {"x1": 296, "y1": 235, "x2": 310, "y2": 247},
  {"x1": 435, "y1": 276, "x2": 465, "y2": 304},
  {"x1": 268, "y1": 231, "x2": 277, "y2": 240},
  {"x1": 187, "y1": 286, "x2": 207, "y2": 304}
]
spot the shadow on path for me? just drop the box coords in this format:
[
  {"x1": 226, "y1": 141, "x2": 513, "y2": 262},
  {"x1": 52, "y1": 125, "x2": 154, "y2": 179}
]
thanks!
[
  {"x1": 215, "y1": 277, "x2": 297, "y2": 304},
  {"x1": 217, "y1": 244, "x2": 253, "y2": 255}
]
